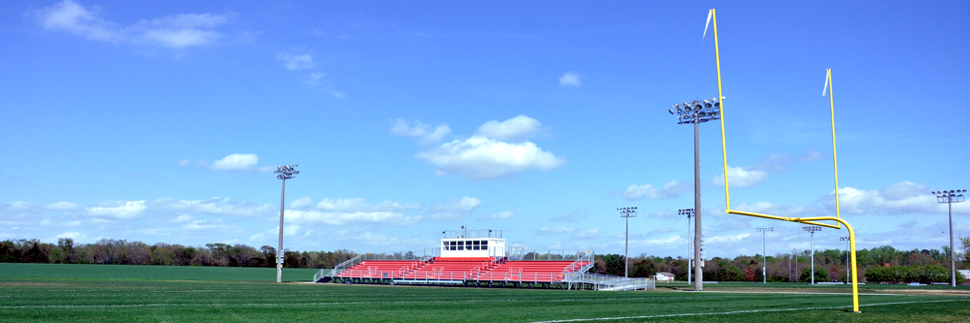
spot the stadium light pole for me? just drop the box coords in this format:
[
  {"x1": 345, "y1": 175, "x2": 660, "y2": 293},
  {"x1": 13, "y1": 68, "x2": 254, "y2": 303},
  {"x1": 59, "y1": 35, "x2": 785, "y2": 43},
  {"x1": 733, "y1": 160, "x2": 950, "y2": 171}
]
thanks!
[
  {"x1": 756, "y1": 227, "x2": 773, "y2": 284},
  {"x1": 617, "y1": 207, "x2": 638, "y2": 278},
  {"x1": 803, "y1": 226, "x2": 822, "y2": 285},
  {"x1": 840, "y1": 236, "x2": 850, "y2": 284},
  {"x1": 668, "y1": 98, "x2": 720, "y2": 291},
  {"x1": 933, "y1": 189, "x2": 966, "y2": 287},
  {"x1": 680, "y1": 208, "x2": 694, "y2": 283},
  {"x1": 275, "y1": 164, "x2": 300, "y2": 283}
]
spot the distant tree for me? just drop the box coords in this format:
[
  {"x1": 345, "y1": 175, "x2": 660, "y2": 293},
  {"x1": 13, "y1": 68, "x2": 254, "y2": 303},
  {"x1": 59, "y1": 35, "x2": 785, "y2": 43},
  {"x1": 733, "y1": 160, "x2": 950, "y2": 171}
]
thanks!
[
  {"x1": 744, "y1": 265, "x2": 756, "y2": 281},
  {"x1": 56, "y1": 238, "x2": 76, "y2": 264},
  {"x1": 150, "y1": 243, "x2": 175, "y2": 266},
  {"x1": 23, "y1": 240, "x2": 50, "y2": 263},
  {"x1": 261, "y1": 245, "x2": 276, "y2": 267},
  {"x1": 629, "y1": 258, "x2": 656, "y2": 278},
  {"x1": 0, "y1": 240, "x2": 14, "y2": 263},
  {"x1": 960, "y1": 236, "x2": 970, "y2": 266},
  {"x1": 284, "y1": 250, "x2": 300, "y2": 268},
  {"x1": 600, "y1": 254, "x2": 626, "y2": 276},
  {"x1": 174, "y1": 245, "x2": 195, "y2": 266},
  {"x1": 800, "y1": 266, "x2": 830, "y2": 282}
]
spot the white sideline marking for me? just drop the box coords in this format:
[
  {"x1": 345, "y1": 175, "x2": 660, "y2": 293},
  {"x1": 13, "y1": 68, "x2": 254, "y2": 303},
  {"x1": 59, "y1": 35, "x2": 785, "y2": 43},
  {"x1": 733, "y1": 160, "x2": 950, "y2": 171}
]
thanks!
[
  {"x1": 0, "y1": 295, "x2": 742, "y2": 309},
  {"x1": 0, "y1": 294, "x2": 932, "y2": 310},
  {"x1": 527, "y1": 299, "x2": 969, "y2": 323},
  {"x1": 703, "y1": 290, "x2": 903, "y2": 296}
]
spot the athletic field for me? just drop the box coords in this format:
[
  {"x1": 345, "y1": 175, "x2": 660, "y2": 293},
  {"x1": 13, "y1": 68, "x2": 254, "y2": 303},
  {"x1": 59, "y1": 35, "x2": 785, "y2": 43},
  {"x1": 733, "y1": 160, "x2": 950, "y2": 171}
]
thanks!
[{"x1": 2, "y1": 263, "x2": 968, "y2": 322}]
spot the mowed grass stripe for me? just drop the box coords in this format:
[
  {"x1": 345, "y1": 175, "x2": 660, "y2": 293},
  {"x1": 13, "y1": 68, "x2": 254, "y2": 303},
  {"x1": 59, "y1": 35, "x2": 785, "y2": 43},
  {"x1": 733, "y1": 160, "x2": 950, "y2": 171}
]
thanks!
[
  {"x1": 0, "y1": 262, "x2": 323, "y2": 282},
  {"x1": 3, "y1": 264, "x2": 969, "y2": 322},
  {"x1": 3, "y1": 279, "x2": 878, "y2": 307},
  {"x1": 527, "y1": 299, "x2": 970, "y2": 323}
]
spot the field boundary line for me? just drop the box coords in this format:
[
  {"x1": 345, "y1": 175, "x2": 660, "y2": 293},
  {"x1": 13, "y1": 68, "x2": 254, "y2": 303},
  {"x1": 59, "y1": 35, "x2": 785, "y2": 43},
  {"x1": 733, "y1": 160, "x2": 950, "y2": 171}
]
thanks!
[
  {"x1": 0, "y1": 295, "x2": 952, "y2": 310},
  {"x1": 0, "y1": 295, "x2": 731, "y2": 309},
  {"x1": 527, "y1": 299, "x2": 969, "y2": 323},
  {"x1": 701, "y1": 290, "x2": 904, "y2": 296}
]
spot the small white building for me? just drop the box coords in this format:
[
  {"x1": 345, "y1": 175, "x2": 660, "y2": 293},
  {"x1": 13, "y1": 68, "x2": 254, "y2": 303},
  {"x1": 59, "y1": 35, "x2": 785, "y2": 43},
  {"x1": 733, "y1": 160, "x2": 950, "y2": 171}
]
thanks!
[
  {"x1": 439, "y1": 229, "x2": 506, "y2": 258},
  {"x1": 655, "y1": 272, "x2": 675, "y2": 283}
]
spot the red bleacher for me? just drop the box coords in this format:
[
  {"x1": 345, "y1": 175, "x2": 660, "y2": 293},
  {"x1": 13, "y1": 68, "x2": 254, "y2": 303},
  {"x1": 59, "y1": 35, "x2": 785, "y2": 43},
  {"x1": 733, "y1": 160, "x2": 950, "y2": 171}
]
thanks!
[
  {"x1": 479, "y1": 261, "x2": 590, "y2": 282},
  {"x1": 403, "y1": 257, "x2": 495, "y2": 280},
  {"x1": 336, "y1": 257, "x2": 591, "y2": 283},
  {"x1": 335, "y1": 260, "x2": 421, "y2": 279}
]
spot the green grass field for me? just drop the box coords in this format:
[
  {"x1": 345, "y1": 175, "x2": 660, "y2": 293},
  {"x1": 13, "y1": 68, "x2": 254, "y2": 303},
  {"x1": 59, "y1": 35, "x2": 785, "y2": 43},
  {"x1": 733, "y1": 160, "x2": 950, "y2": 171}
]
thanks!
[{"x1": 1, "y1": 264, "x2": 968, "y2": 322}]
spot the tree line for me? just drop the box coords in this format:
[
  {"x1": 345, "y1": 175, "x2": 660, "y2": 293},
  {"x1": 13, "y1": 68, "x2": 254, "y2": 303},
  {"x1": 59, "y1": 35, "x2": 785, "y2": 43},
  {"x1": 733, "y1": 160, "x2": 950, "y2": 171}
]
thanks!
[
  {"x1": 591, "y1": 236, "x2": 970, "y2": 283},
  {"x1": 0, "y1": 238, "x2": 356, "y2": 269},
  {"x1": 2, "y1": 236, "x2": 968, "y2": 283}
]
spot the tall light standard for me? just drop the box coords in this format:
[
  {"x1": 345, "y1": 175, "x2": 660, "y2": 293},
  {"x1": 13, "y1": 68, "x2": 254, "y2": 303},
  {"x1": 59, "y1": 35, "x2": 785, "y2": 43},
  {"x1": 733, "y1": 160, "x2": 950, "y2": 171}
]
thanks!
[
  {"x1": 275, "y1": 164, "x2": 299, "y2": 283},
  {"x1": 668, "y1": 98, "x2": 721, "y2": 291},
  {"x1": 680, "y1": 208, "x2": 694, "y2": 283},
  {"x1": 840, "y1": 236, "x2": 850, "y2": 284},
  {"x1": 756, "y1": 227, "x2": 773, "y2": 284},
  {"x1": 933, "y1": 189, "x2": 966, "y2": 287},
  {"x1": 802, "y1": 226, "x2": 822, "y2": 285},
  {"x1": 617, "y1": 207, "x2": 637, "y2": 278}
]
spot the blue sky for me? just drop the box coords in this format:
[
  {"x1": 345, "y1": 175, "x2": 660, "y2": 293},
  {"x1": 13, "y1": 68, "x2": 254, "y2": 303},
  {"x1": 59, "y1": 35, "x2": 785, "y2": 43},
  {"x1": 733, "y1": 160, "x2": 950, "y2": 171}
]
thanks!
[{"x1": 1, "y1": 0, "x2": 968, "y2": 259}]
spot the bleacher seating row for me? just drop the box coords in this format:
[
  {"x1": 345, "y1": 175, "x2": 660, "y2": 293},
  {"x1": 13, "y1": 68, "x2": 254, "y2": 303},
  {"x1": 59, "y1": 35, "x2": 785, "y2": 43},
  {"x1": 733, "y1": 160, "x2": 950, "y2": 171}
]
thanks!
[{"x1": 335, "y1": 257, "x2": 592, "y2": 283}]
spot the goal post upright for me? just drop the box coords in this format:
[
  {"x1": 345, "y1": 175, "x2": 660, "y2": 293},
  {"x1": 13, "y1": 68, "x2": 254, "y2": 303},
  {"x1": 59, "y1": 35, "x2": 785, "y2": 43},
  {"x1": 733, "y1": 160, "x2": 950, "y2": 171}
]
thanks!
[{"x1": 709, "y1": 8, "x2": 860, "y2": 313}]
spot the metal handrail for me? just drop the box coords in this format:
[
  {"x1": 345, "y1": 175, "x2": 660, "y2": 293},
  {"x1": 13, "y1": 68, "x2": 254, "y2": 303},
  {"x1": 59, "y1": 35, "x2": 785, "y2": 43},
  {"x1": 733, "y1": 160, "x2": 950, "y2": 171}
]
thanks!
[{"x1": 325, "y1": 254, "x2": 363, "y2": 279}]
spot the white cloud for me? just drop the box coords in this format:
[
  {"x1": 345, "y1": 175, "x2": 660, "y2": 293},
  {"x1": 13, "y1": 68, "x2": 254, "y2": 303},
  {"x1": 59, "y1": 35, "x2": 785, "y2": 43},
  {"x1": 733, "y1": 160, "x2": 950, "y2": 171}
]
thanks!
[
  {"x1": 475, "y1": 115, "x2": 542, "y2": 141},
  {"x1": 614, "y1": 180, "x2": 690, "y2": 200},
  {"x1": 316, "y1": 198, "x2": 419, "y2": 212},
  {"x1": 748, "y1": 150, "x2": 824, "y2": 173},
  {"x1": 36, "y1": 0, "x2": 118, "y2": 42},
  {"x1": 210, "y1": 153, "x2": 260, "y2": 171},
  {"x1": 733, "y1": 201, "x2": 816, "y2": 217},
  {"x1": 173, "y1": 214, "x2": 193, "y2": 223},
  {"x1": 559, "y1": 72, "x2": 581, "y2": 86},
  {"x1": 418, "y1": 136, "x2": 565, "y2": 180},
  {"x1": 712, "y1": 166, "x2": 768, "y2": 188},
  {"x1": 44, "y1": 201, "x2": 80, "y2": 211},
  {"x1": 178, "y1": 159, "x2": 208, "y2": 167},
  {"x1": 552, "y1": 208, "x2": 589, "y2": 222},
  {"x1": 631, "y1": 235, "x2": 683, "y2": 246},
  {"x1": 35, "y1": 0, "x2": 229, "y2": 49},
  {"x1": 391, "y1": 119, "x2": 451, "y2": 144},
  {"x1": 7, "y1": 201, "x2": 36, "y2": 211},
  {"x1": 134, "y1": 13, "x2": 227, "y2": 48},
  {"x1": 279, "y1": 197, "x2": 423, "y2": 225},
  {"x1": 330, "y1": 229, "x2": 434, "y2": 247},
  {"x1": 537, "y1": 226, "x2": 574, "y2": 235},
  {"x1": 182, "y1": 219, "x2": 235, "y2": 231},
  {"x1": 329, "y1": 91, "x2": 346, "y2": 99},
  {"x1": 289, "y1": 196, "x2": 313, "y2": 209},
  {"x1": 154, "y1": 197, "x2": 274, "y2": 217},
  {"x1": 879, "y1": 181, "x2": 927, "y2": 201},
  {"x1": 277, "y1": 52, "x2": 314, "y2": 70},
  {"x1": 286, "y1": 209, "x2": 419, "y2": 226},
  {"x1": 86, "y1": 200, "x2": 147, "y2": 218},
  {"x1": 574, "y1": 229, "x2": 600, "y2": 239},
  {"x1": 706, "y1": 233, "x2": 751, "y2": 243},
  {"x1": 431, "y1": 197, "x2": 481, "y2": 220},
  {"x1": 820, "y1": 182, "x2": 958, "y2": 215},
  {"x1": 482, "y1": 211, "x2": 514, "y2": 220},
  {"x1": 710, "y1": 151, "x2": 823, "y2": 189}
]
